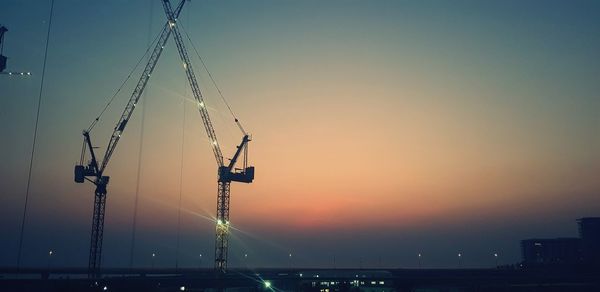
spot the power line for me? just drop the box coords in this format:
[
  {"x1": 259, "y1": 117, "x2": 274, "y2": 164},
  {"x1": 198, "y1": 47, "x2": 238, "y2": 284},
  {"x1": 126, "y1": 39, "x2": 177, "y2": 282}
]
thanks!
[
  {"x1": 17, "y1": 0, "x2": 55, "y2": 268},
  {"x1": 175, "y1": 99, "x2": 186, "y2": 269},
  {"x1": 176, "y1": 1, "x2": 191, "y2": 269},
  {"x1": 129, "y1": 0, "x2": 155, "y2": 269}
]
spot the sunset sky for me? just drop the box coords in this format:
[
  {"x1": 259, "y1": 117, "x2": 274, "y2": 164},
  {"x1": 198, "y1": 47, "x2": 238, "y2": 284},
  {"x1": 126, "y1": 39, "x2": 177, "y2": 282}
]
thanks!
[{"x1": 1, "y1": 0, "x2": 599, "y2": 269}]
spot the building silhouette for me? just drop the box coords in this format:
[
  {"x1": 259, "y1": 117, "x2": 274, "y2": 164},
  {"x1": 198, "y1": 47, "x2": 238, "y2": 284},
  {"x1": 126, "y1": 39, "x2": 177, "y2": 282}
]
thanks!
[
  {"x1": 521, "y1": 238, "x2": 582, "y2": 264},
  {"x1": 521, "y1": 217, "x2": 600, "y2": 267},
  {"x1": 577, "y1": 217, "x2": 600, "y2": 265}
]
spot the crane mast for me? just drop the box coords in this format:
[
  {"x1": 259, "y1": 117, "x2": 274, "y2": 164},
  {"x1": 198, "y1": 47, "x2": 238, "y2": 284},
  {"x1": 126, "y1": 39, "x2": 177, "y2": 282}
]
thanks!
[{"x1": 75, "y1": 0, "x2": 185, "y2": 277}]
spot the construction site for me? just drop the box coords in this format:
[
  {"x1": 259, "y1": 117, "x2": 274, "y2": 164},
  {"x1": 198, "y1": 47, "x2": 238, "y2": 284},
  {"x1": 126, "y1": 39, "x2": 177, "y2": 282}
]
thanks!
[{"x1": 1, "y1": 0, "x2": 600, "y2": 291}]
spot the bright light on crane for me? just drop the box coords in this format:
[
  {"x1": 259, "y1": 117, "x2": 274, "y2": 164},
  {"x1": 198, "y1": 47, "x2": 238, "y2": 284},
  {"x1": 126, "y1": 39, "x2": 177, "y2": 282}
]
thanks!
[{"x1": 264, "y1": 281, "x2": 272, "y2": 288}]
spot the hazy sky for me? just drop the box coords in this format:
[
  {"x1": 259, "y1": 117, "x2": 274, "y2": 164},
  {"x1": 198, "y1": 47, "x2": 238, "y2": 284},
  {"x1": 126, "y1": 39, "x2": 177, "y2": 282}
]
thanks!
[{"x1": 1, "y1": 0, "x2": 599, "y2": 269}]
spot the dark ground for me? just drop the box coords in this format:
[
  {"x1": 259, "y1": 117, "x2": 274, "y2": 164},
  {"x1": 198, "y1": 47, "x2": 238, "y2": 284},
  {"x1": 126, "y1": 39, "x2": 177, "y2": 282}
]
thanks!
[{"x1": 1, "y1": 266, "x2": 599, "y2": 292}]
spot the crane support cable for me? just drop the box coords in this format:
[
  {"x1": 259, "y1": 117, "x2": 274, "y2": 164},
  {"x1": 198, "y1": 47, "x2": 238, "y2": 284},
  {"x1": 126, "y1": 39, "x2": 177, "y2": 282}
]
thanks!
[
  {"x1": 17, "y1": 0, "x2": 54, "y2": 268},
  {"x1": 180, "y1": 24, "x2": 247, "y2": 135},
  {"x1": 87, "y1": 27, "x2": 164, "y2": 132}
]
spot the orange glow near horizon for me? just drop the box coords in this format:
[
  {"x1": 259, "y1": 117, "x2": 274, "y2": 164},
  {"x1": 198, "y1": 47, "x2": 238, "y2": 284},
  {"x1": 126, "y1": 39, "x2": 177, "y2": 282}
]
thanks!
[{"x1": 1, "y1": 1, "x2": 599, "y2": 269}]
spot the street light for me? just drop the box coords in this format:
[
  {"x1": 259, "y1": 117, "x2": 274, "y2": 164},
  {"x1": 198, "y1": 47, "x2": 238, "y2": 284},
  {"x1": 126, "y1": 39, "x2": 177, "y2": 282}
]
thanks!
[
  {"x1": 418, "y1": 253, "x2": 422, "y2": 269},
  {"x1": 199, "y1": 254, "x2": 203, "y2": 269},
  {"x1": 48, "y1": 250, "x2": 54, "y2": 270},
  {"x1": 152, "y1": 252, "x2": 156, "y2": 269},
  {"x1": 458, "y1": 253, "x2": 462, "y2": 268},
  {"x1": 288, "y1": 253, "x2": 292, "y2": 269},
  {"x1": 494, "y1": 253, "x2": 499, "y2": 267}
]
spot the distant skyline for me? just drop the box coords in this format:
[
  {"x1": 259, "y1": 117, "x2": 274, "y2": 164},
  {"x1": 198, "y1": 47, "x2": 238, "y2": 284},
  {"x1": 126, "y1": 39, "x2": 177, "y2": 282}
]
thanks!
[{"x1": 1, "y1": 0, "x2": 599, "y2": 269}]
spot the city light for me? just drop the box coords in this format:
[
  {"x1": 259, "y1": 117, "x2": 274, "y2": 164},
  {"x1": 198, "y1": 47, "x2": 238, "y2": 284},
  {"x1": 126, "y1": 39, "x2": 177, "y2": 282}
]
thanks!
[{"x1": 264, "y1": 281, "x2": 271, "y2": 288}]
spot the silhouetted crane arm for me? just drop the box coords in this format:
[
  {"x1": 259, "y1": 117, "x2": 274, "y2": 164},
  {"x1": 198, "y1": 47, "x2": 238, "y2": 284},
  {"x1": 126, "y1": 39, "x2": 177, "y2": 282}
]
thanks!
[
  {"x1": 98, "y1": 0, "x2": 186, "y2": 174},
  {"x1": 162, "y1": 0, "x2": 225, "y2": 167}
]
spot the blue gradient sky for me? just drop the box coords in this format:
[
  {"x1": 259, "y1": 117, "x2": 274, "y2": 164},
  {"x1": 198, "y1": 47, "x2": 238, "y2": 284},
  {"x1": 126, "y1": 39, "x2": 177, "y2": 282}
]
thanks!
[{"x1": 1, "y1": 0, "x2": 599, "y2": 269}]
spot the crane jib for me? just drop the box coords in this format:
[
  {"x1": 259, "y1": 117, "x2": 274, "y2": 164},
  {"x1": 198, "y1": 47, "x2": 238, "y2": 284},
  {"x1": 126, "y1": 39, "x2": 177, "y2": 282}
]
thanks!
[
  {"x1": 163, "y1": 0, "x2": 225, "y2": 167},
  {"x1": 98, "y1": 0, "x2": 186, "y2": 173},
  {"x1": 117, "y1": 119, "x2": 127, "y2": 131}
]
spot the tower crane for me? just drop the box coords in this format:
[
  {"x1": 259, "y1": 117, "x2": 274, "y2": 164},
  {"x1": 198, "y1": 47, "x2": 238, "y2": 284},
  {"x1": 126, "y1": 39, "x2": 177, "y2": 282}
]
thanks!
[
  {"x1": 75, "y1": 0, "x2": 186, "y2": 277},
  {"x1": 0, "y1": 25, "x2": 31, "y2": 76},
  {"x1": 75, "y1": 0, "x2": 254, "y2": 276},
  {"x1": 160, "y1": 0, "x2": 254, "y2": 273}
]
